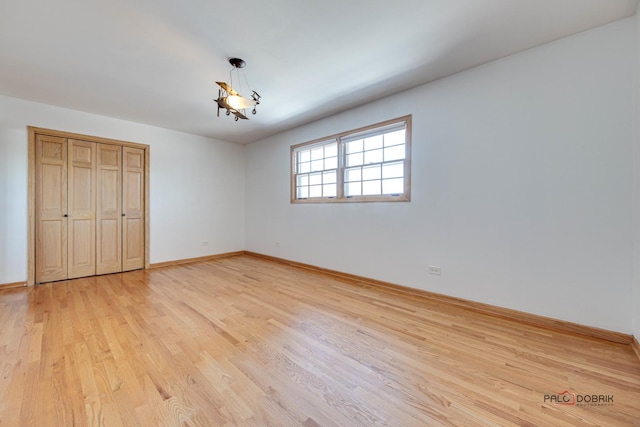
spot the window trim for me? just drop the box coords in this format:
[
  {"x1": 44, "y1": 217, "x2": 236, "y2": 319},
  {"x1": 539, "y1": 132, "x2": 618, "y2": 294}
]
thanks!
[{"x1": 290, "y1": 115, "x2": 411, "y2": 203}]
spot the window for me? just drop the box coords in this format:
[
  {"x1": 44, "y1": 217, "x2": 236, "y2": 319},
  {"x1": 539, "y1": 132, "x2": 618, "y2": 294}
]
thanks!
[{"x1": 291, "y1": 115, "x2": 411, "y2": 203}]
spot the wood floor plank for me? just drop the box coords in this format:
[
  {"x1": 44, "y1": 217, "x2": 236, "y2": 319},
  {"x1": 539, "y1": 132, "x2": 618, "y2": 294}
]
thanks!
[{"x1": 1, "y1": 255, "x2": 639, "y2": 426}]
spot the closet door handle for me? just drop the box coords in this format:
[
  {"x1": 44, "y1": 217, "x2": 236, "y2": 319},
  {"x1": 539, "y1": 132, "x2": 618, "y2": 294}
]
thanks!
[
  {"x1": 122, "y1": 213, "x2": 126, "y2": 217},
  {"x1": 63, "y1": 214, "x2": 68, "y2": 217}
]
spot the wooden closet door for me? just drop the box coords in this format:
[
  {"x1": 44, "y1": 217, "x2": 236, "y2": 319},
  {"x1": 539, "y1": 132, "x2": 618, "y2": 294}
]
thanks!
[
  {"x1": 67, "y1": 140, "x2": 97, "y2": 279},
  {"x1": 96, "y1": 144, "x2": 122, "y2": 275},
  {"x1": 122, "y1": 147, "x2": 145, "y2": 271},
  {"x1": 35, "y1": 135, "x2": 68, "y2": 283}
]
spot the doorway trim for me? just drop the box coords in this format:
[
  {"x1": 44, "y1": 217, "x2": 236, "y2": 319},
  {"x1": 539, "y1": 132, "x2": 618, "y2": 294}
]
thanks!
[{"x1": 27, "y1": 126, "x2": 150, "y2": 286}]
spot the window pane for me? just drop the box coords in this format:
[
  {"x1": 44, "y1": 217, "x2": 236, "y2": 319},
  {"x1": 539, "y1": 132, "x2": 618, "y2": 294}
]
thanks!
[
  {"x1": 325, "y1": 156, "x2": 337, "y2": 170},
  {"x1": 382, "y1": 162, "x2": 403, "y2": 179},
  {"x1": 299, "y1": 150, "x2": 311, "y2": 162},
  {"x1": 364, "y1": 135, "x2": 383, "y2": 150},
  {"x1": 383, "y1": 178, "x2": 404, "y2": 194},
  {"x1": 363, "y1": 180, "x2": 381, "y2": 195},
  {"x1": 346, "y1": 139, "x2": 363, "y2": 154},
  {"x1": 309, "y1": 185, "x2": 322, "y2": 198},
  {"x1": 299, "y1": 162, "x2": 310, "y2": 173},
  {"x1": 323, "y1": 184, "x2": 336, "y2": 197},
  {"x1": 362, "y1": 164, "x2": 381, "y2": 180},
  {"x1": 346, "y1": 152, "x2": 363, "y2": 167},
  {"x1": 384, "y1": 145, "x2": 405, "y2": 161},
  {"x1": 292, "y1": 117, "x2": 409, "y2": 203},
  {"x1": 311, "y1": 147, "x2": 324, "y2": 160},
  {"x1": 364, "y1": 148, "x2": 383, "y2": 164},
  {"x1": 345, "y1": 167, "x2": 361, "y2": 183},
  {"x1": 384, "y1": 130, "x2": 405, "y2": 147},
  {"x1": 346, "y1": 182, "x2": 361, "y2": 196},
  {"x1": 309, "y1": 172, "x2": 322, "y2": 186},
  {"x1": 323, "y1": 170, "x2": 336, "y2": 184},
  {"x1": 325, "y1": 143, "x2": 337, "y2": 157}
]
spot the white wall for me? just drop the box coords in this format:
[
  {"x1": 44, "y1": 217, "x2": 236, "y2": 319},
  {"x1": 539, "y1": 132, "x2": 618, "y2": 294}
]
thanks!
[
  {"x1": 0, "y1": 95, "x2": 245, "y2": 284},
  {"x1": 245, "y1": 18, "x2": 635, "y2": 333}
]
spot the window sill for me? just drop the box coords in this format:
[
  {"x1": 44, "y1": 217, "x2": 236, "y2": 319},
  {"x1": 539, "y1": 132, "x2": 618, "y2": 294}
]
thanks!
[{"x1": 291, "y1": 195, "x2": 410, "y2": 204}]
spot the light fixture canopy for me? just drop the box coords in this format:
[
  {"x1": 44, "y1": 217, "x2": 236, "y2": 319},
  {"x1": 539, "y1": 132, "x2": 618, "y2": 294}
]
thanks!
[
  {"x1": 214, "y1": 57, "x2": 261, "y2": 121},
  {"x1": 228, "y1": 57, "x2": 246, "y2": 69}
]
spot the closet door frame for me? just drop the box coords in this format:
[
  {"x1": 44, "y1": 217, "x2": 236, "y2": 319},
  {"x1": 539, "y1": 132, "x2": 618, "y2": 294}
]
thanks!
[{"x1": 27, "y1": 126, "x2": 150, "y2": 286}]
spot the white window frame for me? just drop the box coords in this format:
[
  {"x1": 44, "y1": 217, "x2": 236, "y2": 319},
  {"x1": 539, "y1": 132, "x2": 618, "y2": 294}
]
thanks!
[{"x1": 291, "y1": 115, "x2": 411, "y2": 203}]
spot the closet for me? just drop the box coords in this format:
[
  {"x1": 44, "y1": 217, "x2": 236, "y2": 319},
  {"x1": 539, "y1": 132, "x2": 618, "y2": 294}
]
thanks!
[{"x1": 33, "y1": 131, "x2": 147, "y2": 284}]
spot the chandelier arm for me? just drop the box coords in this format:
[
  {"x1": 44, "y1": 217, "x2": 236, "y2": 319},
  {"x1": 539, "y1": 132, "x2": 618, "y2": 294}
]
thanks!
[
  {"x1": 240, "y1": 69, "x2": 252, "y2": 94},
  {"x1": 228, "y1": 68, "x2": 234, "y2": 92}
]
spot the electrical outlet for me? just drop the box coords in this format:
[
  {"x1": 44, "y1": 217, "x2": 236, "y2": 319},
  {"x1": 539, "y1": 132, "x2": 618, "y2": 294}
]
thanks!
[
  {"x1": 275, "y1": 241, "x2": 281, "y2": 247},
  {"x1": 201, "y1": 241, "x2": 208, "y2": 247},
  {"x1": 428, "y1": 266, "x2": 441, "y2": 275}
]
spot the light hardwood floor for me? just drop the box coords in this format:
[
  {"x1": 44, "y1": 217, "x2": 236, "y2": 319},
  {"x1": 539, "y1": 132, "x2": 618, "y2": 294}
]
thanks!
[{"x1": 1, "y1": 255, "x2": 639, "y2": 426}]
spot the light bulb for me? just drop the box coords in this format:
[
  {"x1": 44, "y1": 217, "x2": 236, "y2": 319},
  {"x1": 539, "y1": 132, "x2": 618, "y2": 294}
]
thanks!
[{"x1": 226, "y1": 95, "x2": 257, "y2": 110}]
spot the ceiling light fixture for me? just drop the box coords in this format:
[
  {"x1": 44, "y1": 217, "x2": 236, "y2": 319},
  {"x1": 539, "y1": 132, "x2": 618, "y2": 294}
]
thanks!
[{"x1": 215, "y1": 57, "x2": 261, "y2": 121}]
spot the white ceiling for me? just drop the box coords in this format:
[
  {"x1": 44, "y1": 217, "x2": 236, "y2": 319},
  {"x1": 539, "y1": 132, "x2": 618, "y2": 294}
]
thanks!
[{"x1": 1, "y1": 0, "x2": 637, "y2": 144}]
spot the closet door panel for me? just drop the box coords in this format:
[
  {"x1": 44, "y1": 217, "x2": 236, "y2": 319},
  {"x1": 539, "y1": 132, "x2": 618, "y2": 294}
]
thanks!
[
  {"x1": 33, "y1": 131, "x2": 147, "y2": 283},
  {"x1": 122, "y1": 147, "x2": 145, "y2": 271},
  {"x1": 96, "y1": 144, "x2": 122, "y2": 274},
  {"x1": 67, "y1": 140, "x2": 97, "y2": 279},
  {"x1": 35, "y1": 135, "x2": 68, "y2": 283}
]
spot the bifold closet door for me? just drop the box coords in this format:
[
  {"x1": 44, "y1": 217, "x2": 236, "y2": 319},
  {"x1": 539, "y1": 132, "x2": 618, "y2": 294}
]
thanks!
[
  {"x1": 35, "y1": 135, "x2": 145, "y2": 283},
  {"x1": 122, "y1": 147, "x2": 145, "y2": 271},
  {"x1": 35, "y1": 135, "x2": 68, "y2": 283},
  {"x1": 96, "y1": 144, "x2": 122, "y2": 275},
  {"x1": 67, "y1": 140, "x2": 97, "y2": 279}
]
